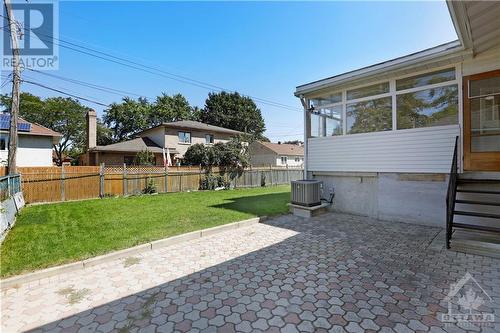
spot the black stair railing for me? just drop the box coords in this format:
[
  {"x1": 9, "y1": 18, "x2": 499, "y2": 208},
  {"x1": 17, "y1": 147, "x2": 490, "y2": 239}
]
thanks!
[{"x1": 446, "y1": 136, "x2": 459, "y2": 249}]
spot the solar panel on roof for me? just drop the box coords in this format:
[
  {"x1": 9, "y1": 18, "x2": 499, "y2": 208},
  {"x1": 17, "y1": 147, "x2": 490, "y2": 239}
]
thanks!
[
  {"x1": 18, "y1": 123, "x2": 31, "y2": 132},
  {"x1": 0, "y1": 120, "x2": 9, "y2": 130},
  {"x1": 0, "y1": 114, "x2": 32, "y2": 132}
]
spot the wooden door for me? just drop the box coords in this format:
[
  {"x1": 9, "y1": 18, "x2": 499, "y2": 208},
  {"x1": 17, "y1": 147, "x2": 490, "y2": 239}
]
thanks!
[{"x1": 463, "y1": 69, "x2": 500, "y2": 171}]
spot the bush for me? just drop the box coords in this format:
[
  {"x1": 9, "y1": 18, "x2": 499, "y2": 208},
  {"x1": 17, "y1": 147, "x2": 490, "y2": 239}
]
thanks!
[
  {"x1": 200, "y1": 173, "x2": 228, "y2": 190},
  {"x1": 142, "y1": 177, "x2": 157, "y2": 194}
]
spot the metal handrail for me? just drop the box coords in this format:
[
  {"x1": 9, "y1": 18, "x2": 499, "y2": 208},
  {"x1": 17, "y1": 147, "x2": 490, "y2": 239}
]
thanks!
[{"x1": 445, "y1": 136, "x2": 459, "y2": 249}]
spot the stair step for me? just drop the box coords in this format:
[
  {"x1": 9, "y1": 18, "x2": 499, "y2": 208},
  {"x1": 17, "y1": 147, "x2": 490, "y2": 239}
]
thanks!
[
  {"x1": 458, "y1": 179, "x2": 500, "y2": 184},
  {"x1": 453, "y1": 211, "x2": 500, "y2": 220},
  {"x1": 452, "y1": 222, "x2": 500, "y2": 233},
  {"x1": 457, "y1": 189, "x2": 500, "y2": 195},
  {"x1": 455, "y1": 199, "x2": 500, "y2": 207}
]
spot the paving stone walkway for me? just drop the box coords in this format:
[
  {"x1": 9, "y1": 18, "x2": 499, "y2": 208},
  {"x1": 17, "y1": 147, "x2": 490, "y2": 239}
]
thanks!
[{"x1": 1, "y1": 212, "x2": 499, "y2": 333}]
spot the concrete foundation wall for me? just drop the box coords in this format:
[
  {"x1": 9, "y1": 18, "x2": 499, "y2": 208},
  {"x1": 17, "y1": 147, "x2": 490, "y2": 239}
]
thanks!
[{"x1": 313, "y1": 172, "x2": 448, "y2": 227}]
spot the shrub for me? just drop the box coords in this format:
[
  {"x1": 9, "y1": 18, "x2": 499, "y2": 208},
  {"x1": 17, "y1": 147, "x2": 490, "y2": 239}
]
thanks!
[{"x1": 142, "y1": 177, "x2": 157, "y2": 194}]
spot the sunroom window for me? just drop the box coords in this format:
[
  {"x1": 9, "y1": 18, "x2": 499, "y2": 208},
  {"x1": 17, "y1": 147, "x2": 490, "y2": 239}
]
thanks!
[
  {"x1": 307, "y1": 67, "x2": 459, "y2": 137},
  {"x1": 397, "y1": 85, "x2": 458, "y2": 129},
  {"x1": 310, "y1": 106, "x2": 343, "y2": 137},
  {"x1": 310, "y1": 92, "x2": 342, "y2": 108},
  {"x1": 346, "y1": 97, "x2": 392, "y2": 134},
  {"x1": 396, "y1": 68, "x2": 455, "y2": 91},
  {"x1": 396, "y1": 68, "x2": 458, "y2": 129},
  {"x1": 347, "y1": 82, "x2": 389, "y2": 100}
]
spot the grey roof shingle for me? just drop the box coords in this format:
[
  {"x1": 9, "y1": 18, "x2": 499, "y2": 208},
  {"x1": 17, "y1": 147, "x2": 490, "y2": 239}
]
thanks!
[
  {"x1": 90, "y1": 137, "x2": 179, "y2": 154},
  {"x1": 138, "y1": 120, "x2": 243, "y2": 136}
]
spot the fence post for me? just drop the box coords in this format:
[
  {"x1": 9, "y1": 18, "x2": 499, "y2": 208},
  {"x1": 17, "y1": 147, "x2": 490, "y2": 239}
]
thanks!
[
  {"x1": 164, "y1": 166, "x2": 168, "y2": 193},
  {"x1": 269, "y1": 164, "x2": 273, "y2": 187},
  {"x1": 6, "y1": 175, "x2": 10, "y2": 197},
  {"x1": 249, "y1": 165, "x2": 253, "y2": 188},
  {"x1": 179, "y1": 172, "x2": 182, "y2": 192},
  {"x1": 99, "y1": 163, "x2": 105, "y2": 198},
  {"x1": 123, "y1": 163, "x2": 128, "y2": 196},
  {"x1": 61, "y1": 164, "x2": 65, "y2": 201}
]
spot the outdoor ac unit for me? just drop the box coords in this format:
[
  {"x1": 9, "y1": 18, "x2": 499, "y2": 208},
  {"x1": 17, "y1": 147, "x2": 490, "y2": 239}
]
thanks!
[{"x1": 291, "y1": 180, "x2": 322, "y2": 207}]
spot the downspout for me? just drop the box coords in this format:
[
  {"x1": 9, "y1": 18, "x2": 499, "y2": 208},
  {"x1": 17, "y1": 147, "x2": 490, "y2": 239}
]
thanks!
[{"x1": 299, "y1": 96, "x2": 309, "y2": 180}]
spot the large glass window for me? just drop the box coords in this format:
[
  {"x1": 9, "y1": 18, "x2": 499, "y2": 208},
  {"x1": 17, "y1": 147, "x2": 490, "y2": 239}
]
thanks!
[
  {"x1": 178, "y1": 131, "x2": 191, "y2": 143},
  {"x1": 308, "y1": 67, "x2": 458, "y2": 137},
  {"x1": 470, "y1": 76, "x2": 500, "y2": 97},
  {"x1": 346, "y1": 97, "x2": 392, "y2": 134},
  {"x1": 310, "y1": 106, "x2": 343, "y2": 137},
  {"x1": 397, "y1": 85, "x2": 458, "y2": 129},
  {"x1": 471, "y1": 92, "x2": 500, "y2": 152},
  {"x1": 310, "y1": 93, "x2": 342, "y2": 108},
  {"x1": 205, "y1": 134, "x2": 214, "y2": 144},
  {"x1": 396, "y1": 68, "x2": 455, "y2": 91},
  {"x1": 347, "y1": 82, "x2": 389, "y2": 100}
]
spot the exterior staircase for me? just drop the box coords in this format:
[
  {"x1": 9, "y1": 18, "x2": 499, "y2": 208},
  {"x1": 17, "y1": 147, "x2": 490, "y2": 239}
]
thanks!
[{"x1": 448, "y1": 172, "x2": 500, "y2": 257}]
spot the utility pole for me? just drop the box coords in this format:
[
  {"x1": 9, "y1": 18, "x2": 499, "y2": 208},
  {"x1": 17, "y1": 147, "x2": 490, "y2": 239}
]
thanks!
[{"x1": 4, "y1": 0, "x2": 21, "y2": 175}]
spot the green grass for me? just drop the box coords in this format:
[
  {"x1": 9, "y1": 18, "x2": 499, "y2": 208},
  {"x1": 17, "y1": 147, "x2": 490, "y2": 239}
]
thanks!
[{"x1": 0, "y1": 185, "x2": 290, "y2": 277}]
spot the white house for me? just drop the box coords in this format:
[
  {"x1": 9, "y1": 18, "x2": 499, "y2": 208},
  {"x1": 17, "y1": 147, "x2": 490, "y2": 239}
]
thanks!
[
  {"x1": 295, "y1": 1, "x2": 499, "y2": 250},
  {"x1": 249, "y1": 141, "x2": 304, "y2": 167},
  {"x1": 0, "y1": 114, "x2": 62, "y2": 167}
]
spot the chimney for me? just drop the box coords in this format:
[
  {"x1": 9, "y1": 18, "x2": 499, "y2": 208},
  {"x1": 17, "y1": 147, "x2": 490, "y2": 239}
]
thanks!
[{"x1": 86, "y1": 109, "x2": 97, "y2": 150}]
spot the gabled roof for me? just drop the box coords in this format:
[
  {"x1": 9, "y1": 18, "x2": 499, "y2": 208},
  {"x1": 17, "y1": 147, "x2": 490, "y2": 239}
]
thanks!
[
  {"x1": 0, "y1": 114, "x2": 62, "y2": 138},
  {"x1": 29, "y1": 122, "x2": 63, "y2": 137},
  {"x1": 137, "y1": 120, "x2": 243, "y2": 136},
  {"x1": 90, "y1": 137, "x2": 179, "y2": 154},
  {"x1": 257, "y1": 141, "x2": 304, "y2": 156}
]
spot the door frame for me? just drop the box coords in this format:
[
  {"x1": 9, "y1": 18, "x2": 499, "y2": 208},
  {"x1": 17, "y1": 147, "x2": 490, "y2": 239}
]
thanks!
[{"x1": 462, "y1": 69, "x2": 500, "y2": 171}]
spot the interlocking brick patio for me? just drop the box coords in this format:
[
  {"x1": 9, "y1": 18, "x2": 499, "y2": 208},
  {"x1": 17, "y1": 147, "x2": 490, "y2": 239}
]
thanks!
[{"x1": 1, "y1": 212, "x2": 499, "y2": 332}]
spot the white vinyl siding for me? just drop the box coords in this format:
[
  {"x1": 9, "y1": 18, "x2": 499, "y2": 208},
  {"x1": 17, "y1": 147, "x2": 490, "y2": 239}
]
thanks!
[{"x1": 307, "y1": 125, "x2": 459, "y2": 173}]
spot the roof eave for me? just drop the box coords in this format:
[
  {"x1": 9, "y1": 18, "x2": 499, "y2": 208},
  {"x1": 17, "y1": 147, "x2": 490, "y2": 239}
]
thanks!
[
  {"x1": 294, "y1": 41, "x2": 469, "y2": 97},
  {"x1": 446, "y1": 0, "x2": 473, "y2": 51}
]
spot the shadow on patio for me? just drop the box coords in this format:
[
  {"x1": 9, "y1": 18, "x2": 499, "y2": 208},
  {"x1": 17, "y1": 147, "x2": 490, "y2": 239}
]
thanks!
[{"x1": 22, "y1": 213, "x2": 500, "y2": 333}]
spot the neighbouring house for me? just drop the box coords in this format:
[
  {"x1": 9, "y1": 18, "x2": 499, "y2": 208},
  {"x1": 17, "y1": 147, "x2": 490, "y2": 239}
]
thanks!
[
  {"x1": 80, "y1": 110, "x2": 243, "y2": 166},
  {"x1": 249, "y1": 141, "x2": 304, "y2": 167},
  {"x1": 294, "y1": 0, "x2": 500, "y2": 240},
  {"x1": 0, "y1": 113, "x2": 62, "y2": 167}
]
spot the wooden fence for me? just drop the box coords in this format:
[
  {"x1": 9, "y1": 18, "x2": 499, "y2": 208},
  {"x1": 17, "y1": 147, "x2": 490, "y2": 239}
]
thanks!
[{"x1": 0, "y1": 165, "x2": 303, "y2": 204}]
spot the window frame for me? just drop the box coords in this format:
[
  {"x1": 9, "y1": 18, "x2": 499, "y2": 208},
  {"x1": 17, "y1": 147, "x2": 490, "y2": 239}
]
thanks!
[
  {"x1": 307, "y1": 64, "x2": 461, "y2": 136},
  {"x1": 205, "y1": 134, "x2": 214, "y2": 144},
  {"x1": 280, "y1": 156, "x2": 288, "y2": 164},
  {"x1": 178, "y1": 131, "x2": 192, "y2": 144}
]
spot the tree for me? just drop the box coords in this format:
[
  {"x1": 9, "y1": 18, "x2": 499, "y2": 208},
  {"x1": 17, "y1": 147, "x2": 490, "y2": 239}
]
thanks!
[
  {"x1": 183, "y1": 138, "x2": 249, "y2": 189},
  {"x1": 1, "y1": 93, "x2": 89, "y2": 166},
  {"x1": 199, "y1": 92, "x2": 266, "y2": 138},
  {"x1": 96, "y1": 119, "x2": 114, "y2": 146},
  {"x1": 134, "y1": 149, "x2": 155, "y2": 166},
  {"x1": 283, "y1": 140, "x2": 303, "y2": 145},
  {"x1": 103, "y1": 97, "x2": 151, "y2": 142},
  {"x1": 150, "y1": 93, "x2": 193, "y2": 125}
]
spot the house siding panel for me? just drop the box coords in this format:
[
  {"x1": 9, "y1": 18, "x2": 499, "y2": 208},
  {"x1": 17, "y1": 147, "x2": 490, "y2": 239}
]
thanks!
[{"x1": 307, "y1": 125, "x2": 460, "y2": 173}]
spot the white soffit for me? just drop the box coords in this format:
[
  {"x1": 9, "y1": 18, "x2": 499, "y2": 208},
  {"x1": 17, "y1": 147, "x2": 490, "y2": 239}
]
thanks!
[{"x1": 449, "y1": 0, "x2": 500, "y2": 55}]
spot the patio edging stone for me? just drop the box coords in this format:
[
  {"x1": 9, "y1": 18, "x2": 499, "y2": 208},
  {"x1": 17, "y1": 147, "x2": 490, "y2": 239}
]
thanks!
[{"x1": 0, "y1": 216, "x2": 265, "y2": 290}]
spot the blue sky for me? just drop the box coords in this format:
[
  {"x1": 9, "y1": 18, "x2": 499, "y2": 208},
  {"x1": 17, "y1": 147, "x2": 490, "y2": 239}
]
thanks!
[{"x1": 2, "y1": 1, "x2": 458, "y2": 141}]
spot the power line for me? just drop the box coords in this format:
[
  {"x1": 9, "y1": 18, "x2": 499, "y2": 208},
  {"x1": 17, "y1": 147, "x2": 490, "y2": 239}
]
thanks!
[
  {"x1": 22, "y1": 80, "x2": 110, "y2": 107},
  {"x1": 26, "y1": 68, "x2": 155, "y2": 100},
  {"x1": 0, "y1": 20, "x2": 302, "y2": 113}
]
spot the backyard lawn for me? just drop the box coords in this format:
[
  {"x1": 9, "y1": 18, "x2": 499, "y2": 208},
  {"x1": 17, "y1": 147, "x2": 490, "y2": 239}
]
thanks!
[{"x1": 1, "y1": 185, "x2": 290, "y2": 277}]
